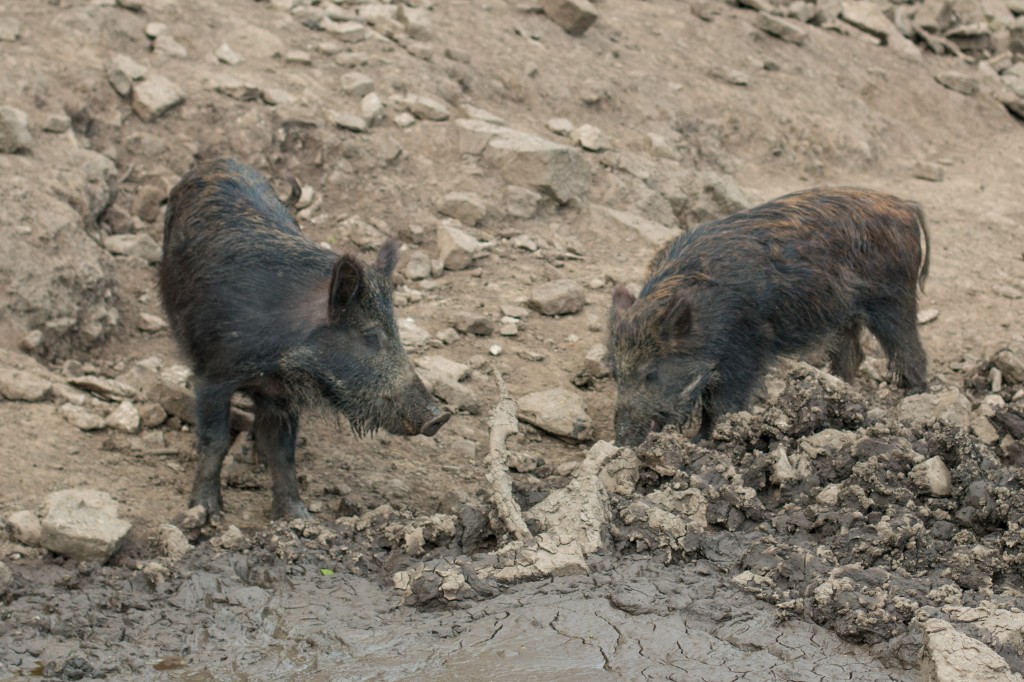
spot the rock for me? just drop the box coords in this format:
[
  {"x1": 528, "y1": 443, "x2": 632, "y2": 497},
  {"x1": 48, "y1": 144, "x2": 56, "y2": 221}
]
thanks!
[
  {"x1": 415, "y1": 356, "x2": 481, "y2": 413},
  {"x1": 404, "y1": 250, "x2": 433, "y2": 280},
  {"x1": 480, "y1": 128, "x2": 591, "y2": 204},
  {"x1": 935, "y1": 71, "x2": 980, "y2": 95},
  {"x1": 6, "y1": 510, "x2": 42, "y2": 546},
  {"x1": 542, "y1": 0, "x2": 599, "y2": 36},
  {"x1": 42, "y1": 113, "x2": 71, "y2": 133},
  {"x1": 0, "y1": 17, "x2": 20, "y2": 41},
  {"x1": 132, "y1": 75, "x2": 185, "y2": 122},
  {"x1": 752, "y1": 12, "x2": 809, "y2": 45},
  {"x1": 138, "y1": 313, "x2": 168, "y2": 333},
  {"x1": 106, "y1": 54, "x2": 148, "y2": 98},
  {"x1": 912, "y1": 161, "x2": 946, "y2": 182},
  {"x1": 0, "y1": 106, "x2": 32, "y2": 154},
  {"x1": 102, "y1": 233, "x2": 162, "y2": 263},
  {"x1": 211, "y1": 525, "x2": 250, "y2": 550},
  {"x1": 709, "y1": 66, "x2": 749, "y2": 86},
  {"x1": 398, "y1": 317, "x2": 431, "y2": 347},
  {"x1": 361, "y1": 92, "x2": 384, "y2": 124},
  {"x1": 921, "y1": 618, "x2": 1019, "y2": 681},
  {"x1": 993, "y1": 284, "x2": 1023, "y2": 299},
  {"x1": 394, "y1": 111, "x2": 416, "y2": 127},
  {"x1": 323, "y1": 19, "x2": 367, "y2": 42},
  {"x1": 156, "y1": 523, "x2": 192, "y2": 560},
  {"x1": 437, "y1": 191, "x2": 487, "y2": 226},
  {"x1": 39, "y1": 489, "x2": 132, "y2": 563},
  {"x1": 60, "y1": 403, "x2": 105, "y2": 433},
  {"x1": 0, "y1": 562, "x2": 10, "y2": 594},
  {"x1": 341, "y1": 72, "x2": 375, "y2": 97},
  {"x1": 583, "y1": 343, "x2": 611, "y2": 378},
  {"x1": 841, "y1": 1, "x2": 896, "y2": 41},
  {"x1": 133, "y1": 185, "x2": 164, "y2": 222},
  {"x1": 215, "y1": 43, "x2": 242, "y2": 65},
  {"x1": 915, "y1": 0, "x2": 955, "y2": 33},
  {"x1": 546, "y1": 117, "x2": 575, "y2": 136},
  {"x1": 993, "y1": 345, "x2": 1024, "y2": 383},
  {"x1": 570, "y1": 123, "x2": 607, "y2": 151},
  {"x1": 918, "y1": 307, "x2": 940, "y2": 325},
  {"x1": 0, "y1": 368, "x2": 52, "y2": 402},
  {"x1": 506, "y1": 185, "x2": 544, "y2": 218},
  {"x1": 401, "y1": 94, "x2": 450, "y2": 121},
  {"x1": 105, "y1": 400, "x2": 141, "y2": 433},
  {"x1": 518, "y1": 388, "x2": 594, "y2": 441},
  {"x1": 529, "y1": 279, "x2": 586, "y2": 316},
  {"x1": 909, "y1": 456, "x2": 953, "y2": 496},
  {"x1": 897, "y1": 389, "x2": 972, "y2": 431},
  {"x1": 436, "y1": 221, "x2": 483, "y2": 271},
  {"x1": 211, "y1": 74, "x2": 261, "y2": 102},
  {"x1": 453, "y1": 313, "x2": 494, "y2": 336},
  {"x1": 333, "y1": 111, "x2": 368, "y2": 133},
  {"x1": 591, "y1": 205, "x2": 675, "y2": 245},
  {"x1": 973, "y1": 415, "x2": 1001, "y2": 445},
  {"x1": 153, "y1": 34, "x2": 188, "y2": 58}
]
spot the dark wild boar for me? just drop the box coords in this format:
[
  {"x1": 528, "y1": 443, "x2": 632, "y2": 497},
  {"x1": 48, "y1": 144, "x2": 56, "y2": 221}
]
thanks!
[
  {"x1": 608, "y1": 187, "x2": 929, "y2": 447},
  {"x1": 159, "y1": 158, "x2": 449, "y2": 521}
]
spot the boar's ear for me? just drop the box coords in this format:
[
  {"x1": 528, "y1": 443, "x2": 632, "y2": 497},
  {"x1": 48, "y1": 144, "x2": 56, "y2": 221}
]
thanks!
[
  {"x1": 661, "y1": 294, "x2": 692, "y2": 345},
  {"x1": 610, "y1": 284, "x2": 637, "y2": 323},
  {"x1": 328, "y1": 255, "x2": 364, "y2": 322},
  {"x1": 376, "y1": 238, "x2": 400, "y2": 277}
]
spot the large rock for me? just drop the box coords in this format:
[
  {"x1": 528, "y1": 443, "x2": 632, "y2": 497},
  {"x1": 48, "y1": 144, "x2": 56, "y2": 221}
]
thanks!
[
  {"x1": 921, "y1": 619, "x2": 1019, "y2": 682},
  {"x1": 483, "y1": 130, "x2": 591, "y2": 204},
  {"x1": 542, "y1": 0, "x2": 599, "y2": 36},
  {"x1": 39, "y1": 489, "x2": 133, "y2": 563},
  {"x1": 519, "y1": 388, "x2": 594, "y2": 441},
  {"x1": 528, "y1": 279, "x2": 586, "y2": 316},
  {"x1": 436, "y1": 221, "x2": 483, "y2": 271},
  {"x1": 897, "y1": 389, "x2": 972, "y2": 431},
  {"x1": 0, "y1": 367, "x2": 52, "y2": 402},
  {"x1": 131, "y1": 74, "x2": 185, "y2": 122},
  {"x1": 437, "y1": 191, "x2": 487, "y2": 226},
  {"x1": 415, "y1": 355, "x2": 481, "y2": 414},
  {"x1": 6, "y1": 509, "x2": 42, "y2": 546},
  {"x1": 0, "y1": 106, "x2": 32, "y2": 154}
]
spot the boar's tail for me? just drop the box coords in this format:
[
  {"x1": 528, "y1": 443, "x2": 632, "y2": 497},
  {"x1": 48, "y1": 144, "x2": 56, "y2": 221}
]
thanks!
[{"x1": 909, "y1": 200, "x2": 930, "y2": 293}]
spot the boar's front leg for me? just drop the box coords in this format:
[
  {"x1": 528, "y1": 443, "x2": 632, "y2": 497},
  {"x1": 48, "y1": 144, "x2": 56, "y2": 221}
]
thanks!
[
  {"x1": 253, "y1": 396, "x2": 309, "y2": 520},
  {"x1": 189, "y1": 380, "x2": 234, "y2": 521}
]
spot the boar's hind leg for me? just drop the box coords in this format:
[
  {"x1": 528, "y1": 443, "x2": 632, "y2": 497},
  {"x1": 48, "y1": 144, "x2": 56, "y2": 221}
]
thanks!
[
  {"x1": 189, "y1": 381, "x2": 234, "y2": 518},
  {"x1": 829, "y1": 322, "x2": 865, "y2": 383},
  {"x1": 253, "y1": 397, "x2": 308, "y2": 520},
  {"x1": 865, "y1": 299, "x2": 927, "y2": 393}
]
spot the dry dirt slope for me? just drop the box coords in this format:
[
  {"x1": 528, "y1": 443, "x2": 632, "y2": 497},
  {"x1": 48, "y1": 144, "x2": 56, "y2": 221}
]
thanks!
[{"x1": 0, "y1": 0, "x2": 1023, "y2": 679}]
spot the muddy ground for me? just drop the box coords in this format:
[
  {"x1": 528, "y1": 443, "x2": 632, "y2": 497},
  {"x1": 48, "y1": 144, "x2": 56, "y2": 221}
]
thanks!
[{"x1": 1, "y1": 0, "x2": 1024, "y2": 679}]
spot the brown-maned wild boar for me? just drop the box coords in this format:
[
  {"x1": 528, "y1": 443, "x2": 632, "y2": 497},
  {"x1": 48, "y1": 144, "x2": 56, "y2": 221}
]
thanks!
[
  {"x1": 159, "y1": 158, "x2": 449, "y2": 522},
  {"x1": 608, "y1": 187, "x2": 930, "y2": 447}
]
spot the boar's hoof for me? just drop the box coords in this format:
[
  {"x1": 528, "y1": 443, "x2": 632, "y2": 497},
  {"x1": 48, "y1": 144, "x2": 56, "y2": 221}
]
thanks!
[{"x1": 271, "y1": 499, "x2": 311, "y2": 520}]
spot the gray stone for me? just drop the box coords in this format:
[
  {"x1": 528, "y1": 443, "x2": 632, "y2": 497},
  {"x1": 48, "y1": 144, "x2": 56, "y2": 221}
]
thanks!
[
  {"x1": 752, "y1": 12, "x2": 809, "y2": 45},
  {"x1": 60, "y1": 404, "x2": 107, "y2": 431},
  {"x1": 341, "y1": 72, "x2": 375, "y2": 97},
  {"x1": 453, "y1": 313, "x2": 494, "y2": 336},
  {"x1": 40, "y1": 489, "x2": 133, "y2": 563},
  {"x1": 935, "y1": 70, "x2": 980, "y2": 95},
  {"x1": 994, "y1": 284, "x2": 1024, "y2": 299},
  {"x1": 709, "y1": 66, "x2": 749, "y2": 86},
  {"x1": 145, "y1": 22, "x2": 167, "y2": 39},
  {"x1": 436, "y1": 221, "x2": 483, "y2": 271},
  {"x1": 398, "y1": 6, "x2": 434, "y2": 40},
  {"x1": 153, "y1": 34, "x2": 187, "y2": 58},
  {"x1": 591, "y1": 205, "x2": 675, "y2": 245},
  {"x1": 0, "y1": 106, "x2": 32, "y2": 154},
  {"x1": 102, "y1": 233, "x2": 162, "y2": 263},
  {"x1": 528, "y1": 279, "x2": 586, "y2": 316},
  {"x1": 6, "y1": 510, "x2": 42, "y2": 546},
  {"x1": 42, "y1": 113, "x2": 71, "y2": 133},
  {"x1": 912, "y1": 161, "x2": 946, "y2": 182},
  {"x1": 909, "y1": 457, "x2": 953, "y2": 496},
  {"x1": 215, "y1": 43, "x2": 243, "y2": 65},
  {"x1": 415, "y1": 356, "x2": 480, "y2": 414},
  {"x1": 133, "y1": 185, "x2": 164, "y2": 222},
  {"x1": 394, "y1": 111, "x2": 416, "y2": 127},
  {"x1": 921, "y1": 618, "x2": 1018, "y2": 681},
  {"x1": 0, "y1": 18, "x2": 20, "y2": 41},
  {"x1": 915, "y1": 0, "x2": 955, "y2": 33},
  {"x1": 993, "y1": 344, "x2": 1024, "y2": 383},
  {"x1": 402, "y1": 94, "x2": 450, "y2": 121},
  {"x1": 570, "y1": 123, "x2": 607, "y2": 151},
  {"x1": 506, "y1": 185, "x2": 544, "y2": 218},
  {"x1": 398, "y1": 317, "x2": 431, "y2": 348},
  {"x1": 211, "y1": 74, "x2": 262, "y2": 101},
  {"x1": 361, "y1": 92, "x2": 384, "y2": 124},
  {"x1": 583, "y1": 343, "x2": 611, "y2": 379},
  {"x1": 519, "y1": 388, "x2": 594, "y2": 441},
  {"x1": 546, "y1": 117, "x2": 575, "y2": 136},
  {"x1": 841, "y1": 1, "x2": 898, "y2": 40},
  {"x1": 438, "y1": 191, "x2": 487, "y2": 226},
  {"x1": 132, "y1": 75, "x2": 185, "y2": 122},
  {"x1": 404, "y1": 250, "x2": 433, "y2": 280},
  {"x1": 0, "y1": 368, "x2": 52, "y2": 402},
  {"x1": 333, "y1": 111, "x2": 368, "y2": 132},
  {"x1": 105, "y1": 400, "x2": 141, "y2": 433},
  {"x1": 323, "y1": 19, "x2": 367, "y2": 42},
  {"x1": 542, "y1": 0, "x2": 599, "y2": 36},
  {"x1": 897, "y1": 388, "x2": 972, "y2": 431},
  {"x1": 481, "y1": 129, "x2": 591, "y2": 204},
  {"x1": 106, "y1": 54, "x2": 148, "y2": 98},
  {"x1": 972, "y1": 415, "x2": 1001, "y2": 445},
  {"x1": 156, "y1": 523, "x2": 192, "y2": 560},
  {"x1": 285, "y1": 49, "x2": 312, "y2": 65}
]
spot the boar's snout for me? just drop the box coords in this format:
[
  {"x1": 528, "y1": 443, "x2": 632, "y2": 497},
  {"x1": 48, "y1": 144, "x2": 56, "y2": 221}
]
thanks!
[{"x1": 421, "y1": 405, "x2": 450, "y2": 436}]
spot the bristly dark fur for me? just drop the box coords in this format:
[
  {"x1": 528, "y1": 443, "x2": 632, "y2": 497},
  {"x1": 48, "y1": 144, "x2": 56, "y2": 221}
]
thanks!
[
  {"x1": 159, "y1": 158, "x2": 447, "y2": 521},
  {"x1": 609, "y1": 186, "x2": 929, "y2": 447}
]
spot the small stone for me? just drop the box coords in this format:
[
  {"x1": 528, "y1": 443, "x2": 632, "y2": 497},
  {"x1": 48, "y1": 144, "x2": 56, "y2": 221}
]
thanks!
[
  {"x1": 102, "y1": 233, "x2": 162, "y2": 263},
  {"x1": 398, "y1": 318, "x2": 431, "y2": 347},
  {"x1": 0, "y1": 562, "x2": 10, "y2": 594},
  {"x1": 518, "y1": 388, "x2": 594, "y2": 441},
  {"x1": 972, "y1": 415, "x2": 1001, "y2": 445},
  {"x1": 897, "y1": 389, "x2": 972, "y2": 431},
  {"x1": 501, "y1": 304, "x2": 532, "y2": 319},
  {"x1": 546, "y1": 117, "x2": 576, "y2": 137},
  {"x1": 60, "y1": 404, "x2": 107, "y2": 431},
  {"x1": 542, "y1": 0, "x2": 599, "y2": 36},
  {"x1": 993, "y1": 284, "x2": 1023, "y2": 299},
  {"x1": 105, "y1": 401, "x2": 141, "y2": 433},
  {"x1": 333, "y1": 111, "x2": 368, "y2": 133},
  {"x1": 437, "y1": 191, "x2": 487, "y2": 226},
  {"x1": 816, "y1": 484, "x2": 841, "y2": 506},
  {"x1": 0, "y1": 368, "x2": 52, "y2": 402},
  {"x1": 133, "y1": 185, "x2": 165, "y2": 222},
  {"x1": 323, "y1": 20, "x2": 367, "y2": 42},
  {"x1": 156, "y1": 523, "x2": 192, "y2": 560},
  {"x1": 453, "y1": 314, "x2": 494, "y2": 336},
  {"x1": 499, "y1": 319, "x2": 519, "y2": 336},
  {"x1": 211, "y1": 74, "x2": 261, "y2": 102},
  {"x1": 709, "y1": 66, "x2": 749, "y2": 86},
  {"x1": 935, "y1": 71, "x2": 980, "y2": 96},
  {"x1": 644, "y1": 133, "x2": 680, "y2": 160},
  {"x1": 132, "y1": 75, "x2": 185, "y2": 122},
  {"x1": 285, "y1": 50, "x2": 312, "y2": 65},
  {"x1": 921, "y1": 618, "x2": 1018, "y2": 681},
  {"x1": 0, "y1": 106, "x2": 32, "y2": 154},
  {"x1": 361, "y1": 92, "x2": 384, "y2": 124},
  {"x1": 436, "y1": 221, "x2": 483, "y2": 271},
  {"x1": 6, "y1": 510, "x2": 42, "y2": 546},
  {"x1": 261, "y1": 88, "x2": 293, "y2": 106},
  {"x1": 145, "y1": 22, "x2": 167, "y2": 39},
  {"x1": 506, "y1": 186, "x2": 544, "y2": 218},
  {"x1": 752, "y1": 12, "x2": 809, "y2": 45},
  {"x1": 153, "y1": 34, "x2": 188, "y2": 58},
  {"x1": 529, "y1": 279, "x2": 586, "y2": 316},
  {"x1": 215, "y1": 43, "x2": 242, "y2": 65},
  {"x1": 404, "y1": 251, "x2": 433, "y2": 280},
  {"x1": 912, "y1": 161, "x2": 945, "y2": 182},
  {"x1": 341, "y1": 72, "x2": 375, "y2": 97},
  {"x1": 107, "y1": 54, "x2": 148, "y2": 98},
  {"x1": 481, "y1": 129, "x2": 591, "y2": 204},
  {"x1": 909, "y1": 457, "x2": 953, "y2": 496},
  {"x1": 402, "y1": 94, "x2": 450, "y2": 121},
  {"x1": 415, "y1": 356, "x2": 480, "y2": 413},
  {"x1": 399, "y1": 6, "x2": 433, "y2": 41},
  {"x1": 489, "y1": 344, "x2": 503, "y2": 356},
  {"x1": 570, "y1": 123, "x2": 607, "y2": 151},
  {"x1": 583, "y1": 343, "x2": 610, "y2": 378},
  {"x1": 42, "y1": 113, "x2": 71, "y2": 133},
  {"x1": 512, "y1": 234, "x2": 539, "y2": 251},
  {"x1": 40, "y1": 489, "x2": 133, "y2": 563},
  {"x1": 0, "y1": 18, "x2": 21, "y2": 42},
  {"x1": 917, "y1": 308, "x2": 940, "y2": 325},
  {"x1": 394, "y1": 112, "x2": 416, "y2": 127},
  {"x1": 210, "y1": 525, "x2": 250, "y2": 550}
]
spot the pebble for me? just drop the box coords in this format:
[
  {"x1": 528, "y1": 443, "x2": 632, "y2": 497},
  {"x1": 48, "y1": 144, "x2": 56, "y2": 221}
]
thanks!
[
  {"x1": 215, "y1": 43, "x2": 243, "y2": 65},
  {"x1": 897, "y1": 388, "x2": 972, "y2": 431},
  {"x1": 6, "y1": 510, "x2": 42, "y2": 546},
  {"x1": 402, "y1": 94, "x2": 451, "y2": 121},
  {"x1": 518, "y1": 388, "x2": 594, "y2": 441},
  {"x1": 935, "y1": 71, "x2": 980, "y2": 96},
  {"x1": 404, "y1": 251, "x2": 433, "y2": 280},
  {"x1": 752, "y1": 12, "x2": 809, "y2": 45},
  {"x1": 570, "y1": 123, "x2": 607, "y2": 151},
  {"x1": 481, "y1": 127, "x2": 591, "y2": 204},
  {"x1": 285, "y1": 50, "x2": 312, "y2": 65},
  {"x1": 341, "y1": 72, "x2": 375, "y2": 97},
  {"x1": 546, "y1": 117, "x2": 575, "y2": 136},
  {"x1": 917, "y1": 308, "x2": 940, "y2": 324},
  {"x1": 436, "y1": 221, "x2": 483, "y2": 271},
  {"x1": 709, "y1": 66, "x2": 749, "y2": 86},
  {"x1": 912, "y1": 161, "x2": 945, "y2": 182},
  {"x1": 506, "y1": 186, "x2": 544, "y2": 218},
  {"x1": 993, "y1": 284, "x2": 1023, "y2": 300},
  {"x1": 211, "y1": 74, "x2": 262, "y2": 102},
  {"x1": 323, "y1": 20, "x2": 367, "y2": 42},
  {"x1": 394, "y1": 112, "x2": 416, "y2": 127},
  {"x1": 102, "y1": 233, "x2": 162, "y2": 263},
  {"x1": 909, "y1": 456, "x2": 953, "y2": 496},
  {"x1": 106, "y1": 54, "x2": 148, "y2": 97},
  {"x1": 398, "y1": 317, "x2": 431, "y2": 347},
  {"x1": 0, "y1": 106, "x2": 32, "y2": 154},
  {"x1": 333, "y1": 111, "x2": 368, "y2": 133},
  {"x1": 0, "y1": 368, "x2": 52, "y2": 402},
  {"x1": 437, "y1": 191, "x2": 487, "y2": 226},
  {"x1": 156, "y1": 523, "x2": 192, "y2": 560},
  {"x1": 453, "y1": 313, "x2": 494, "y2": 336},
  {"x1": 489, "y1": 344, "x2": 503, "y2": 356},
  {"x1": 105, "y1": 400, "x2": 141, "y2": 434},
  {"x1": 145, "y1": 22, "x2": 167, "y2": 39},
  {"x1": 542, "y1": 0, "x2": 599, "y2": 36},
  {"x1": 39, "y1": 489, "x2": 133, "y2": 563},
  {"x1": 42, "y1": 113, "x2": 71, "y2": 133},
  {"x1": 153, "y1": 34, "x2": 188, "y2": 58},
  {"x1": 583, "y1": 343, "x2": 611, "y2": 378},
  {"x1": 60, "y1": 404, "x2": 107, "y2": 431},
  {"x1": 132, "y1": 75, "x2": 185, "y2": 122}
]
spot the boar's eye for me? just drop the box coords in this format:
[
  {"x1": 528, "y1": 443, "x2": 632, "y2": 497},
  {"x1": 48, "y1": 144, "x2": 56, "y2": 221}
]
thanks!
[
  {"x1": 362, "y1": 328, "x2": 383, "y2": 350},
  {"x1": 645, "y1": 369, "x2": 659, "y2": 384}
]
